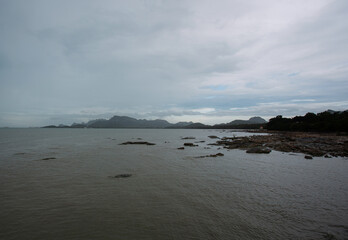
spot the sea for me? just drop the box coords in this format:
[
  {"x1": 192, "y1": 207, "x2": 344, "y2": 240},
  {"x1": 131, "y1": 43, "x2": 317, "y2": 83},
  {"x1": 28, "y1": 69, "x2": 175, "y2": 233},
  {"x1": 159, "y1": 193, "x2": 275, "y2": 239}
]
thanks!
[{"x1": 0, "y1": 128, "x2": 347, "y2": 240}]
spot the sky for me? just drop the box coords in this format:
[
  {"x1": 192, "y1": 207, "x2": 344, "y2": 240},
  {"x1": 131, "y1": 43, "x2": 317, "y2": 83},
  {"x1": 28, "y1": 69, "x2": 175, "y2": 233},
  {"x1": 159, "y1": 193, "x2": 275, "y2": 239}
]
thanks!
[{"x1": 0, "y1": 0, "x2": 348, "y2": 127}]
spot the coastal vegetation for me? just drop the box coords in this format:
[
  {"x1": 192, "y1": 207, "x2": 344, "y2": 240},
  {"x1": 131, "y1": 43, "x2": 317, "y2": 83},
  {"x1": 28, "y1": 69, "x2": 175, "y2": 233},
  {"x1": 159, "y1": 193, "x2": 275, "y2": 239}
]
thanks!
[{"x1": 266, "y1": 110, "x2": 348, "y2": 132}]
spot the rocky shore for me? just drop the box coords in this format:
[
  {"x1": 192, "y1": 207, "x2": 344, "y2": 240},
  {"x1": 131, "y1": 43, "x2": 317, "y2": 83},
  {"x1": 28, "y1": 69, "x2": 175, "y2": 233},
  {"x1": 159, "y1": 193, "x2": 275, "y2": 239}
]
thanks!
[{"x1": 212, "y1": 132, "x2": 348, "y2": 157}]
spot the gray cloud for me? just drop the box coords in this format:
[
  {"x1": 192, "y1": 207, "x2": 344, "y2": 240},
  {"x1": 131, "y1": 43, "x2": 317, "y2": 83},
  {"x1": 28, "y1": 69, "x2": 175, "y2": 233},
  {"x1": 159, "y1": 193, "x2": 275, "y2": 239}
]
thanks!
[{"x1": 0, "y1": 0, "x2": 347, "y2": 127}]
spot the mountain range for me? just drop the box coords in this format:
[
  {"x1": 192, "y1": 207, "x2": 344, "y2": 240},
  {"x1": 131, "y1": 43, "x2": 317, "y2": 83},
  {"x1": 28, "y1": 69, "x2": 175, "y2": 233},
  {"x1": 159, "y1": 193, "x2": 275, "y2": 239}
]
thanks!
[{"x1": 44, "y1": 116, "x2": 267, "y2": 129}]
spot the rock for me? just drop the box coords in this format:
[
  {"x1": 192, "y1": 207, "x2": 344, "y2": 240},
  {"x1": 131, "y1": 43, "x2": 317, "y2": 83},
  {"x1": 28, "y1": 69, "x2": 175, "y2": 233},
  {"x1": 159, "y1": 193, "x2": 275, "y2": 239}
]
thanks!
[
  {"x1": 195, "y1": 153, "x2": 224, "y2": 158},
  {"x1": 177, "y1": 147, "x2": 185, "y2": 150},
  {"x1": 324, "y1": 154, "x2": 332, "y2": 158},
  {"x1": 304, "y1": 155, "x2": 313, "y2": 159},
  {"x1": 181, "y1": 137, "x2": 195, "y2": 139},
  {"x1": 212, "y1": 133, "x2": 348, "y2": 157},
  {"x1": 184, "y1": 143, "x2": 198, "y2": 147},
  {"x1": 111, "y1": 174, "x2": 132, "y2": 178},
  {"x1": 120, "y1": 141, "x2": 155, "y2": 145},
  {"x1": 246, "y1": 147, "x2": 271, "y2": 154},
  {"x1": 41, "y1": 157, "x2": 56, "y2": 160},
  {"x1": 305, "y1": 148, "x2": 324, "y2": 157},
  {"x1": 208, "y1": 135, "x2": 219, "y2": 139}
]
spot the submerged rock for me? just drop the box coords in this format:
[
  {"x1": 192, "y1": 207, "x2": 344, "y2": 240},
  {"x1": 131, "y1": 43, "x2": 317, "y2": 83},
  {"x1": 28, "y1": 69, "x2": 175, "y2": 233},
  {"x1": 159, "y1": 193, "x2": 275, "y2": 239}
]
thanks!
[
  {"x1": 40, "y1": 157, "x2": 56, "y2": 160},
  {"x1": 177, "y1": 147, "x2": 185, "y2": 150},
  {"x1": 304, "y1": 155, "x2": 313, "y2": 159},
  {"x1": 14, "y1": 152, "x2": 26, "y2": 155},
  {"x1": 181, "y1": 137, "x2": 196, "y2": 140},
  {"x1": 246, "y1": 147, "x2": 271, "y2": 154},
  {"x1": 195, "y1": 153, "x2": 224, "y2": 158},
  {"x1": 184, "y1": 143, "x2": 198, "y2": 147},
  {"x1": 120, "y1": 141, "x2": 155, "y2": 146},
  {"x1": 110, "y1": 174, "x2": 132, "y2": 178}
]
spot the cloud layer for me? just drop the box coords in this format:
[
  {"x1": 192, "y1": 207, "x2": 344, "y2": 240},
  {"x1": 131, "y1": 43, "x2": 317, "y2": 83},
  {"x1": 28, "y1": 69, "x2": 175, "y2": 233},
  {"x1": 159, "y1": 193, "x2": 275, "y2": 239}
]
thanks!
[{"x1": 1, "y1": 0, "x2": 347, "y2": 126}]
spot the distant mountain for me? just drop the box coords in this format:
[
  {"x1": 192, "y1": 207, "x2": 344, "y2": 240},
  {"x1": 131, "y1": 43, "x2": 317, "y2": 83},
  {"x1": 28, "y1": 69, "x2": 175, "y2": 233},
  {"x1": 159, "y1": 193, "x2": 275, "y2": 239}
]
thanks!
[
  {"x1": 43, "y1": 115, "x2": 267, "y2": 129},
  {"x1": 70, "y1": 123, "x2": 87, "y2": 128},
  {"x1": 182, "y1": 122, "x2": 210, "y2": 129},
  {"x1": 43, "y1": 124, "x2": 69, "y2": 128},
  {"x1": 172, "y1": 121, "x2": 194, "y2": 127},
  {"x1": 213, "y1": 117, "x2": 267, "y2": 129},
  {"x1": 228, "y1": 117, "x2": 267, "y2": 125},
  {"x1": 41, "y1": 110, "x2": 348, "y2": 132},
  {"x1": 166, "y1": 121, "x2": 194, "y2": 128},
  {"x1": 88, "y1": 116, "x2": 172, "y2": 128}
]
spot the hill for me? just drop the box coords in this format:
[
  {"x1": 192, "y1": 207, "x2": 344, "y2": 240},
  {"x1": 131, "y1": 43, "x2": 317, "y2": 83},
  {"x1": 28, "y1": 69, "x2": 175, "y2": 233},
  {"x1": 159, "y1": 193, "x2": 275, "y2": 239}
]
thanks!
[
  {"x1": 212, "y1": 117, "x2": 267, "y2": 129},
  {"x1": 43, "y1": 115, "x2": 267, "y2": 129}
]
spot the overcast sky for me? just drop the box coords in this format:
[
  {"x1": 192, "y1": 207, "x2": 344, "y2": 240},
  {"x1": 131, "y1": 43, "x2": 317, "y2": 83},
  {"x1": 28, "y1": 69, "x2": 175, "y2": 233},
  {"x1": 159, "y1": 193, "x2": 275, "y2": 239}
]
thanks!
[{"x1": 1, "y1": 0, "x2": 347, "y2": 127}]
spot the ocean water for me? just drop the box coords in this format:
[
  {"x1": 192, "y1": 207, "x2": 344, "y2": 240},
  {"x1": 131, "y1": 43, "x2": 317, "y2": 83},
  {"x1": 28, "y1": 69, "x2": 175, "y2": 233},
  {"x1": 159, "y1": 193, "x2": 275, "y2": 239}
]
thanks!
[{"x1": 0, "y1": 128, "x2": 347, "y2": 240}]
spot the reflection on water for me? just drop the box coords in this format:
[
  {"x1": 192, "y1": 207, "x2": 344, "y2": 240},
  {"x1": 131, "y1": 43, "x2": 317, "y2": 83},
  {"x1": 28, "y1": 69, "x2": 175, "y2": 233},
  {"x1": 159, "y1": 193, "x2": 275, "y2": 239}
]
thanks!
[{"x1": 0, "y1": 128, "x2": 347, "y2": 239}]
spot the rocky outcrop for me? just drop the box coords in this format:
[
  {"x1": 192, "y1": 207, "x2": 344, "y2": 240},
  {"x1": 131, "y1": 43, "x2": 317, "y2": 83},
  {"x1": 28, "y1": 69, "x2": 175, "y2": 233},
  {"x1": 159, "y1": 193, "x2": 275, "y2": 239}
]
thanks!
[{"x1": 213, "y1": 132, "x2": 348, "y2": 157}]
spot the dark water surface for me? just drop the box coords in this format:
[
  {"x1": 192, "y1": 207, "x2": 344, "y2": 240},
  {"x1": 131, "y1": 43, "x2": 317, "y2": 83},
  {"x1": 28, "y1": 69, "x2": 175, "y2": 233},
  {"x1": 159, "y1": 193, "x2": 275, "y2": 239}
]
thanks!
[{"x1": 0, "y1": 128, "x2": 347, "y2": 239}]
